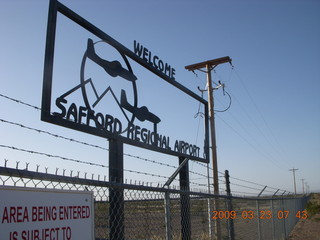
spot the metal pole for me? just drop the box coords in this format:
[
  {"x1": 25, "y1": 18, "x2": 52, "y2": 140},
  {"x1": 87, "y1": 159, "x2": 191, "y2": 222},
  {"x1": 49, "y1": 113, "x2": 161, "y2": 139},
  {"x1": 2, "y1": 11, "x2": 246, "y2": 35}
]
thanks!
[
  {"x1": 256, "y1": 200, "x2": 261, "y2": 240},
  {"x1": 109, "y1": 139, "x2": 124, "y2": 240},
  {"x1": 281, "y1": 198, "x2": 287, "y2": 239},
  {"x1": 164, "y1": 157, "x2": 190, "y2": 240},
  {"x1": 164, "y1": 158, "x2": 189, "y2": 187},
  {"x1": 164, "y1": 191, "x2": 172, "y2": 240},
  {"x1": 179, "y1": 157, "x2": 191, "y2": 240},
  {"x1": 271, "y1": 199, "x2": 275, "y2": 240},
  {"x1": 257, "y1": 185, "x2": 267, "y2": 197},
  {"x1": 273, "y1": 189, "x2": 280, "y2": 197},
  {"x1": 225, "y1": 170, "x2": 235, "y2": 240},
  {"x1": 207, "y1": 163, "x2": 212, "y2": 239}
]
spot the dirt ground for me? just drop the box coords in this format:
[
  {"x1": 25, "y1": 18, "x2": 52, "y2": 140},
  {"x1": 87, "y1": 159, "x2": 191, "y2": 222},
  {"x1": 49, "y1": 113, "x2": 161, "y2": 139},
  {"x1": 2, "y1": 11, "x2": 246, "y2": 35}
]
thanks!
[{"x1": 288, "y1": 193, "x2": 320, "y2": 240}]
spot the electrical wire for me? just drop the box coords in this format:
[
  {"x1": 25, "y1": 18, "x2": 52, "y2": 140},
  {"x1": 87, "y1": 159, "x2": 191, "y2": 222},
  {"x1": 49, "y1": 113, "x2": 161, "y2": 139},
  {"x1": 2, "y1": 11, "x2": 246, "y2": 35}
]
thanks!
[
  {"x1": 194, "y1": 160, "x2": 289, "y2": 193},
  {"x1": 214, "y1": 90, "x2": 232, "y2": 113},
  {"x1": 231, "y1": 67, "x2": 291, "y2": 167}
]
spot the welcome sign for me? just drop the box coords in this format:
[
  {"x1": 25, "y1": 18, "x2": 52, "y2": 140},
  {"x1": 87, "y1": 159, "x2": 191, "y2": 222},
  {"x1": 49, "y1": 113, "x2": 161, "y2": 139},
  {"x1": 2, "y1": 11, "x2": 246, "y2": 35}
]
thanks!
[{"x1": 42, "y1": 0, "x2": 209, "y2": 163}]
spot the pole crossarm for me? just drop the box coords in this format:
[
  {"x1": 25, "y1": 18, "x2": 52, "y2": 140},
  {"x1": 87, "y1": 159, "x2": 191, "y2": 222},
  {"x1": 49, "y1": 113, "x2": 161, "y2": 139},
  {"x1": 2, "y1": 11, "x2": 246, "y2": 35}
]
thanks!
[{"x1": 185, "y1": 56, "x2": 232, "y2": 72}]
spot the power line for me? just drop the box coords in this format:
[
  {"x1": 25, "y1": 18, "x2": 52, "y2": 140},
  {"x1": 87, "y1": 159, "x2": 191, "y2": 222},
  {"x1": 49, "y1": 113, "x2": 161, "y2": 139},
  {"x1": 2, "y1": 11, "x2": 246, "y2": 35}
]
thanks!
[
  {"x1": 216, "y1": 113, "x2": 286, "y2": 170},
  {"x1": 194, "y1": 160, "x2": 289, "y2": 193},
  {"x1": 212, "y1": 67, "x2": 286, "y2": 166},
  {"x1": 216, "y1": 93, "x2": 281, "y2": 164},
  {"x1": 231, "y1": 68, "x2": 291, "y2": 167},
  {"x1": 214, "y1": 90, "x2": 232, "y2": 113},
  {"x1": 215, "y1": 91, "x2": 289, "y2": 169},
  {"x1": 193, "y1": 68, "x2": 292, "y2": 189}
]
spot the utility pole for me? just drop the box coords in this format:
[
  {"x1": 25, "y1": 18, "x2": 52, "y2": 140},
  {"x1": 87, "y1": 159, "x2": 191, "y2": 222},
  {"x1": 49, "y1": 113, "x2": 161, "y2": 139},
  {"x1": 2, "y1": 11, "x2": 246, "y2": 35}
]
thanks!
[
  {"x1": 185, "y1": 56, "x2": 232, "y2": 240},
  {"x1": 300, "y1": 178, "x2": 305, "y2": 194},
  {"x1": 289, "y1": 168, "x2": 298, "y2": 195},
  {"x1": 305, "y1": 182, "x2": 309, "y2": 194}
]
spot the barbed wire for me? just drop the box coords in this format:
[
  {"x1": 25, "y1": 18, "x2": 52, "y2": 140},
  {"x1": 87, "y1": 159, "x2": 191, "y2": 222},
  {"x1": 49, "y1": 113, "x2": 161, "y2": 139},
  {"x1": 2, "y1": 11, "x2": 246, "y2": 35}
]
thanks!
[
  {"x1": 0, "y1": 145, "x2": 176, "y2": 182},
  {"x1": 0, "y1": 118, "x2": 108, "y2": 151},
  {"x1": 0, "y1": 158, "x2": 168, "y2": 188},
  {"x1": 0, "y1": 116, "x2": 208, "y2": 179},
  {"x1": 0, "y1": 93, "x2": 289, "y2": 194},
  {"x1": 229, "y1": 175, "x2": 265, "y2": 188},
  {"x1": 0, "y1": 93, "x2": 41, "y2": 111},
  {"x1": 194, "y1": 156, "x2": 289, "y2": 193},
  {"x1": 230, "y1": 182, "x2": 265, "y2": 192},
  {"x1": 231, "y1": 190, "x2": 260, "y2": 196},
  {"x1": 1, "y1": 158, "x2": 213, "y2": 191},
  {"x1": 0, "y1": 144, "x2": 108, "y2": 168}
]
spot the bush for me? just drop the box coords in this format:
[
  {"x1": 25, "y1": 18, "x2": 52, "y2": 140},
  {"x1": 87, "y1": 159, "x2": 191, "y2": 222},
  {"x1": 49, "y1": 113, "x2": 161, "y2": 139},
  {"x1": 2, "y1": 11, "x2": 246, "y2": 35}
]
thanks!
[{"x1": 306, "y1": 201, "x2": 320, "y2": 217}]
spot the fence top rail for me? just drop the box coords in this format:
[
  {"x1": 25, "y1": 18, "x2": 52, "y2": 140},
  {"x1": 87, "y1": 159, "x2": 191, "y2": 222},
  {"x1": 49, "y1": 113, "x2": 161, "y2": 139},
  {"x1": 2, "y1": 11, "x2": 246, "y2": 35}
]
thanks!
[{"x1": 0, "y1": 166, "x2": 309, "y2": 201}]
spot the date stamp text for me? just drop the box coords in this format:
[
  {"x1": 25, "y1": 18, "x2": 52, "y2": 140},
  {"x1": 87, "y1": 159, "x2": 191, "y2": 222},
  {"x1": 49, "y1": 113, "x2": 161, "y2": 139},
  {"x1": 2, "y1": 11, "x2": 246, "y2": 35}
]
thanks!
[{"x1": 212, "y1": 210, "x2": 308, "y2": 220}]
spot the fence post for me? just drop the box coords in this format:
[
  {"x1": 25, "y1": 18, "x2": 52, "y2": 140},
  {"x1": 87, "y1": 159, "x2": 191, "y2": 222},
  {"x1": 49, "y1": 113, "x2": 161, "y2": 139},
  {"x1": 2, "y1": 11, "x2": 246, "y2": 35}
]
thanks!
[
  {"x1": 225, "y1": 170, "x2": 235, "y2": 240},
  {"x1": 256, "y1": 186, "x2": 267, "y2": 240},
  {"x1": 272, "y1": 189, "x2": 280, "y2": 239},
  {"x1": 109, "y1": 139, "x2": 124, "y2": 240},
  {"x1": 164, "y1": 191, "x2": 172, "y2": 240},
  {"x1": 179, "y1": 157, "x2": 191, "y2": 240},
  {"x1": 281, "y1": 198, "x2": 286, "y2": 239},
  {"x1": 271, "y1": 199, "x2": 276, "y2": 240},
  {"x1": 207, "y1": 163, "x2": 212, "y2": 239},
  {"x1": 256, "y1": 200, "x2": 261, "y2": 240},
  {"x1": 258, "y1": 186, "x2": 267, "y2": 197}
]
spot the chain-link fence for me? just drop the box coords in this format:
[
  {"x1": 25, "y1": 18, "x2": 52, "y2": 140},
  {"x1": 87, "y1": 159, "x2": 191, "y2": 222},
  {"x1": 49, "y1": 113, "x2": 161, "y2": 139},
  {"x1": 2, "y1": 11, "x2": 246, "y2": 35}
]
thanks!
[{"x1": 0, "y1": 166, "x2": 309, "y2": 240}]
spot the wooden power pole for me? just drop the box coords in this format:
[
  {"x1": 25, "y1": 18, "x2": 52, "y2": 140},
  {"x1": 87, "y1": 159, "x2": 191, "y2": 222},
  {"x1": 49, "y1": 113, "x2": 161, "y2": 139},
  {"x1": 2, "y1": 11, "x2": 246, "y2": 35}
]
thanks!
[
  {"x1": 185, "y1": 56, "x2": 232, "y2": 240},
  {"x1": 301, "y1": 178, "x2": 305, "y2": 194},
  {"x1": 289, "y1": 168, "x2": 299, "y2": 195}
]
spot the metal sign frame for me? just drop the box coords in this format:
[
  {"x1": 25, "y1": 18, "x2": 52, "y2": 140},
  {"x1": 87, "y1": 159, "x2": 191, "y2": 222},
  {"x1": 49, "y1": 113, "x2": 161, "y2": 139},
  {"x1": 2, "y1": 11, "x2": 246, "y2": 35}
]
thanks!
[{"x1": 41, "y1": 0, "x2": 209, "y2": 163}]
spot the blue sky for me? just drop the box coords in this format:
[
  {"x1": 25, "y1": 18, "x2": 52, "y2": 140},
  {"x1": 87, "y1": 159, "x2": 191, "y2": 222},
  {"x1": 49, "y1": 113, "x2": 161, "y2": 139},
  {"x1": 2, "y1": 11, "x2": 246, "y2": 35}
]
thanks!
[{"x1": 0, "y1": 0, "x2": 319, "y2": 195}]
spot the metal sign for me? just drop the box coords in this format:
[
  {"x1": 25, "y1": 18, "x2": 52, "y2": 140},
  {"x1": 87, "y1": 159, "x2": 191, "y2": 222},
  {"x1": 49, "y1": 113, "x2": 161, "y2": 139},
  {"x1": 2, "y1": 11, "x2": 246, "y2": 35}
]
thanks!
[
  {"x1": 41, "y1": 0, "x2": 209, "y2": 163},
  {"x1": 0, "y1": 186, "x2": 94, "y2": 240}
]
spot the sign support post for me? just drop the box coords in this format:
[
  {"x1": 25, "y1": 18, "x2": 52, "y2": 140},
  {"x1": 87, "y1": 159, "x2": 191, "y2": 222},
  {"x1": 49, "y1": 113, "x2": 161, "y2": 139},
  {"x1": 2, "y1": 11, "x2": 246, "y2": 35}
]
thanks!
[
  {"x1": 179, "y1": 157, "x2": 191, "y2": 240},
  {"x1": 109, "y1": 139, "x2": 124, "y2": 240}
]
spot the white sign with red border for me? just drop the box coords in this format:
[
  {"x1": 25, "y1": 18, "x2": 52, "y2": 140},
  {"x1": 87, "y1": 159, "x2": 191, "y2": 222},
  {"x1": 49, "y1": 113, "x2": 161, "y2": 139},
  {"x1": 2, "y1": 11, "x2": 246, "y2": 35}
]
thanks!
[{"x1": 0, "y1": 186, "x2": 94, "y2": 240}]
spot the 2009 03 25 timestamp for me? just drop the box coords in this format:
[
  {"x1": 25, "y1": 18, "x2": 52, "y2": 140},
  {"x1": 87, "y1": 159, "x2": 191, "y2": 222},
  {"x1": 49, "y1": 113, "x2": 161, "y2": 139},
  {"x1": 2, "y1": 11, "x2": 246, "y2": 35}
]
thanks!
[{"x1": 212, "y1": 210, "x2": 308, "y2": 220}]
